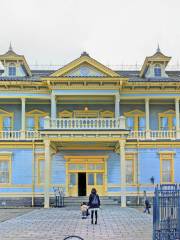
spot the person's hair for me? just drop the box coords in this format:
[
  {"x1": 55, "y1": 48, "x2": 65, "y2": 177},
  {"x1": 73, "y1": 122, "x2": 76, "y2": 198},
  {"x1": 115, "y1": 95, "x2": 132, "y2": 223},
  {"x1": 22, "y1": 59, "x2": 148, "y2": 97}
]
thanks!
[
  {"x1": 82, "y1": 202, "x2": 86, "y2": 205},
  {"x1": 91, "y1": 188, "x2": 97, "y2": 194}
]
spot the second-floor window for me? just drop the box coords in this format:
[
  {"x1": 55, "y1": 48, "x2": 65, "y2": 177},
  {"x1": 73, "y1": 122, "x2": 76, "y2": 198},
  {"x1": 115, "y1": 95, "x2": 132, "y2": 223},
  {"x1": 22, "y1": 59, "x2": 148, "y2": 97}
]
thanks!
[
  {"x1": 8, "y1": 64, "x2": 16, "y2": 76},
  {"x1": 159, "y1": 110, "x2": 176, "y2": 130},
  {"x1": 125, "y1": 110, "x2": 145, "y2": 131},
  {"x1": 26, "y1": 110, "x2": 48, "y2": 131}
]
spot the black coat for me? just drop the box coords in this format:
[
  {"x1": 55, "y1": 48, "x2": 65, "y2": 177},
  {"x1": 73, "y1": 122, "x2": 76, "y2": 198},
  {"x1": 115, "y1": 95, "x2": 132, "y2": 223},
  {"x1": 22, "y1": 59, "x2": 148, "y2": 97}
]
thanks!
[{"x1": 88, "y1": 193, "x2": 100, "y2": 208}]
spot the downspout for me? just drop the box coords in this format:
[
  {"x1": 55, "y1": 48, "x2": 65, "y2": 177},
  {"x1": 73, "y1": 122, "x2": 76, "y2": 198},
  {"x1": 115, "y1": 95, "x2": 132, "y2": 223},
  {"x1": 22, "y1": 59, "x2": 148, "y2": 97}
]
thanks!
[{"x1": 32, "y1": 140, "x2": 35, "y2": 207}]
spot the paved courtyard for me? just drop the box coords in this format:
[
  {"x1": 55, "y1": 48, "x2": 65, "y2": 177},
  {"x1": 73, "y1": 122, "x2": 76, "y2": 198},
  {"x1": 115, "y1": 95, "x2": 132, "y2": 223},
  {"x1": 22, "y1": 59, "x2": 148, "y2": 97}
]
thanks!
[{"x1": 0, "y1": 206, "x2": 152, "y2": 240}]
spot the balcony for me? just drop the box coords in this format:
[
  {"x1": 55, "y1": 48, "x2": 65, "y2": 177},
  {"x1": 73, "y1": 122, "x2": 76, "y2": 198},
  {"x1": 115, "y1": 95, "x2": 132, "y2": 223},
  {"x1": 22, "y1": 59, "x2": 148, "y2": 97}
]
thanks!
[
  {"x1": 44, "y1": 116, "x2": 126, "y2": 130},
  {"x1": 128, "y1": 130, "x2": 177, "y2": 140},
  {"x1": 0, "y1": 131, "x2": 41, "y2": 140}
]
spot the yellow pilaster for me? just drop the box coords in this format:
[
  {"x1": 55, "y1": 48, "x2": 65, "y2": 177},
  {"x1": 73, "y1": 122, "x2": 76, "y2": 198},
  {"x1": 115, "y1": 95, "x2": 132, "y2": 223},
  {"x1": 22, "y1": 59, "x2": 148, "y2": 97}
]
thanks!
[
  {"x1": 119, "y1": 140, "x2": 126, "y2": 207},
  {"x1": 44, "y1": 139, "x2": 51, "y2": 208}
]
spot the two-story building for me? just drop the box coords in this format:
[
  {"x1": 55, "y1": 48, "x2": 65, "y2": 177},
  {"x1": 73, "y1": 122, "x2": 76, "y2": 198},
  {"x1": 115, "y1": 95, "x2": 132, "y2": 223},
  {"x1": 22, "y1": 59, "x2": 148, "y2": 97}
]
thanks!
[{"x1": 0, "y1": 45, "x2": 179, "y2": 208}]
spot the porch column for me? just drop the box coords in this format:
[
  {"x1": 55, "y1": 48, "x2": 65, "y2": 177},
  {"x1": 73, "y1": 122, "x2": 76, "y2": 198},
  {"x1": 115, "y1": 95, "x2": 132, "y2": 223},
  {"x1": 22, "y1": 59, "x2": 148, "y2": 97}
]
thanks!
[
  {"x1": 175, "y1": 98, "x2": 180, "y2": 138},
  {"x1": 115, "y1": 94, "x2": 120, "y2": 118},
  {"x1": 21, "y1": 98, "x2": 26, "y2": 132},
  {"x1": 145, "y1": 98, "x2": 150, "y2": 138},
  {"x1": 44, "y1": 140, "x2": 51, "y2": 208},
  {"x1": 51, "y1": 94, "x2": 57, "y2": 119},
  {"x1": 119, "y1": 140, "x2": 126, "y2": 207}
]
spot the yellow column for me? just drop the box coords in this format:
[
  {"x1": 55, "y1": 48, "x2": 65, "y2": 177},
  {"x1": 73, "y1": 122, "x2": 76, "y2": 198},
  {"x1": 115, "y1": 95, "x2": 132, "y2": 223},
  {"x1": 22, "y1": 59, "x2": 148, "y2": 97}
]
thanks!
[
  {"x1": 175, "y1": 98, "x2": 180, "y2": 138},
  {"x1": 51, "y1": 94, "x2": 57, "y2": 119},
  {"x1": 115, "y1": 94, "x2": 120, "y2": 118},
  {"x1": 119, "y1": 140, "x2": 126, "y2": 207},
  {"x1": 21, "y1": 98, "x2": 26, "y2": 139},
  {"x1": 44, "y1": 139, "x2": 51, "y2": 208}
]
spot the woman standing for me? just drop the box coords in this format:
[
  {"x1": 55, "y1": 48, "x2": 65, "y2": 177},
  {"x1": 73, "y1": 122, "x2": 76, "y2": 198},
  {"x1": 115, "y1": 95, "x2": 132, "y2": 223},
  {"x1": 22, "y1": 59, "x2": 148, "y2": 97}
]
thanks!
[{"x1": 88, "y1": 188, "x2": 100, "y2": 224}]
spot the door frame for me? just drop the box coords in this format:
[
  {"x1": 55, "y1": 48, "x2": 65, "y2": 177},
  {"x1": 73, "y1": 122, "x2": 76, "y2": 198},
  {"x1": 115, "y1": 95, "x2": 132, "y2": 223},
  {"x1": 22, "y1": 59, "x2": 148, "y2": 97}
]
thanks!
[{"x1": 65, "y1": 156, "x2": 108, "y2": 196}]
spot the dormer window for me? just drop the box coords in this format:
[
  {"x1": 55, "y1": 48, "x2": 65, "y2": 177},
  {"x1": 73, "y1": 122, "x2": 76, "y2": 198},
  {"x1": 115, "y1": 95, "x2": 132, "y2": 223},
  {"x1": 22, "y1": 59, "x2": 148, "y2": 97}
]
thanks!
[
  {"x1": 154, "y1": 64, "x2": 161, "y2": 77},
  {"x1": 8, "y1": 64, "x2": 16, "y2": 76}
]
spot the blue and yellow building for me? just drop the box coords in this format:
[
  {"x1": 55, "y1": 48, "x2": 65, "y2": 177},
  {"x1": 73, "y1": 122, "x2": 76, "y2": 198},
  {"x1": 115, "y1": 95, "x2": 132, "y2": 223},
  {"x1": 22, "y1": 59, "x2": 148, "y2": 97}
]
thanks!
[{"x1": 0, "y1": 45, "x2": 179, "y2": 208}]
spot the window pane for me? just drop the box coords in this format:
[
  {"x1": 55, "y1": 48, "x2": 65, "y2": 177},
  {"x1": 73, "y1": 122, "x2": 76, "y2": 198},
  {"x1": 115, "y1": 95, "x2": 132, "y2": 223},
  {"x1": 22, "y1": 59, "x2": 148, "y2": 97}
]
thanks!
[
  {"x1": 88, "y1": 173, "x2": 94, "y2": 185},
  {"x1": 70, "y1": 173, "x2": 76, "y2": 185},
  {"x1": 3, "y1": 117, "x2": 11, "y2": 131},
  {"x1": 96, "y1": 164, "x2": 103, "y2": 170},
  {"x1": 27, "y1": 117, "x2": 35, "y2": 130},
  {"x1": 138, "y1": 117, "x2": 145, "y2": 131},
  {"x1": 69, "y1": 164, "x2": 85, "y2": 171},
  {"x1": 126, "y1": 117, "x2": 134, "y2": 130},
  {"x1": 39, "y1": 160, "x2": 45, "y2": 184},
  {"x1": 96, "y1": 173, "x2": 103, "y2": 185},
  {"x1": 39, "y1": 117, "x2": 45, "y2": 129},
  {"x1": 173, "y1": 117, "x2": 176, "y2": 130},
  {"x1": 154, "y1": 67, "x2": 161, "y2": 77},
  {"x1": 162, "y1": 160, "x2": 171, "y2": 183},
  {"x1": 0, "y1": 161, "x2": 9, "y2": 183},
  {"x1": 88, "y1": 164, "x2": 96, "y2": 170},
  {"x1": 161, "y1": 117, "x2": 168, "y2": 130},
  {"x1": 9, "y1": 66, "x2": 16, "y2": 76},
  {"x1": 126, "y1": 160, "x2": 133, "y2": 183}
]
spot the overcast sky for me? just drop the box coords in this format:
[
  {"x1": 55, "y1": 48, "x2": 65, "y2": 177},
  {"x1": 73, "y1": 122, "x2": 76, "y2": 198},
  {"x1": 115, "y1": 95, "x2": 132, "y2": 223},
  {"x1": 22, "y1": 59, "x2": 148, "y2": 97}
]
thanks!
[{"x1": 0, "y1": 0, "x2": 180, "y2": 68}]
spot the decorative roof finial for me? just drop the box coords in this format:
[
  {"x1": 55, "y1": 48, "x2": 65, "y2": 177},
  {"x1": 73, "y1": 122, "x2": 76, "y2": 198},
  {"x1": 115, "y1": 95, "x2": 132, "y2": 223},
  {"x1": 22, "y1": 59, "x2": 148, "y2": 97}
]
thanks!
[
  {"x1": 81, "y1": 51, "x2": 90, "y2": 57},
  {"x1": 157, "y1": 43, "x2": 161, "y2": 53},
  {"x1": 9, "y1": 42, "x2": 13, "y2": 52}
]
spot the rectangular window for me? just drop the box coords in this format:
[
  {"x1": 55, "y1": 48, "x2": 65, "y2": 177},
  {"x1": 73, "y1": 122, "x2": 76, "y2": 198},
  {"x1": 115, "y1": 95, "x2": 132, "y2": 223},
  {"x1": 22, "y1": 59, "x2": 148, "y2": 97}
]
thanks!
[
  {"x1": 70, "y1": 173, "x2": 76, "y2": 185},
  {"x1": 160, "y1": 153, "x2": 174, "y2": 183},
  {"x1": 0, "y1": 160, "x2": 10, "y2": 184},
  {"x1": 8, "y1": 66, "x2": 16, "y2": 76},
  {"x1": 126, "y1": 117, "x2": 134, "y2": 130},
  {"x1": 138, "y1": 117, "x2": 145, "y2": 131},
  {"x1": 160, "y1": 117, "x2": 168, "y2": 130},
  {"x1": 96, "y1": 173, "x2": 103, "y2": 185},
  {"x1": 125, "y1": 153, "x2": 136, "y2": 184},
  {"x1": 3, "y1": 117, "x2": 11, "y2": 131},
  {"x1": 38, "y1": 159, "x2": 45, "y2": 184},
  {"x1": 27, "y1": 117, "x2": 35, "y2": 131},
  {"x1": 88, "y1": 173, "x2": 94, "y2": 185},
  {"x1": 39, "y1": 117, "x2": 45, "y2": 129}
]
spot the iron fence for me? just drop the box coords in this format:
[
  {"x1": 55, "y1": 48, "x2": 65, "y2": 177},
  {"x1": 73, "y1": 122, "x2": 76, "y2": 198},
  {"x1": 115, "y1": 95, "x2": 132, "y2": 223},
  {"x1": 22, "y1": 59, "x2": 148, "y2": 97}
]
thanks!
[{"x1": 153, "y1": 184, "x2": 180, "y2": 240}]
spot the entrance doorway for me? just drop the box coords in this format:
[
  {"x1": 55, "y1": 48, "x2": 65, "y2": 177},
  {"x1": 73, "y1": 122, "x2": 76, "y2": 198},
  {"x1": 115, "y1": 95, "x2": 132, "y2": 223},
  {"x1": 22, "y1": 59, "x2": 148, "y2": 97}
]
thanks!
[{"x1": 78, "y1": 173, "x2": 86, "y2": 196}]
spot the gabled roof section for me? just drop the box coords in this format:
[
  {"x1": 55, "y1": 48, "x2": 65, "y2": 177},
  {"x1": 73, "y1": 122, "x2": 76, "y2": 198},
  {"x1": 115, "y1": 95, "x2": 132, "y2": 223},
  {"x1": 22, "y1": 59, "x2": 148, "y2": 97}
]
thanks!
[
  {"x1": 50, "y1": 52, "x2": 120, "y2": 77},
  {"x1": 140, "y1": 46, "x2": 171, "y2": 77},
  {"x1": 0, "y1": 44, "x2": 32, "y2": 77}
]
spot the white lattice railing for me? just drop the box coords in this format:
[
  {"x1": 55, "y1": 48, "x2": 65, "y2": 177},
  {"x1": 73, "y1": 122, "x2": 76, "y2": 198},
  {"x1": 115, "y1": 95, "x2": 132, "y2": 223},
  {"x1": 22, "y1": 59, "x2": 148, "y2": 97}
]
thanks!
[
  {"x1": 128, "y1": 130, "x2": 177, "y2": 140},
  {"x1": 44, "y1": 116, "x2": 126, "y2": 130},
  {"x1": 0, "y1": 131, "x2": 41, "y2": 140}
]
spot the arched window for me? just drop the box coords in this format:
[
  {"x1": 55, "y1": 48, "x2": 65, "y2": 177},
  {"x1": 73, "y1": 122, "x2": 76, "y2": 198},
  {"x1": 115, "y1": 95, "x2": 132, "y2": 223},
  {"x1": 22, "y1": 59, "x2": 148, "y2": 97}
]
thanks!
[
  {"x1": 8, "y1": 64, "x2": 16, "y2": 76},
  {"x1": 154, "y1": 64, "x2": 161, "y2": 77}
]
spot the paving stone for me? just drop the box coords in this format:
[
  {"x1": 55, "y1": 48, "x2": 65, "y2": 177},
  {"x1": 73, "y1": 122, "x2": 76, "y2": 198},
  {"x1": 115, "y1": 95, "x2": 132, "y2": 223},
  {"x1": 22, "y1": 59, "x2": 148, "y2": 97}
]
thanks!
[{"x1": 0, "y1": 206, "x2": 152, "y2": 240}]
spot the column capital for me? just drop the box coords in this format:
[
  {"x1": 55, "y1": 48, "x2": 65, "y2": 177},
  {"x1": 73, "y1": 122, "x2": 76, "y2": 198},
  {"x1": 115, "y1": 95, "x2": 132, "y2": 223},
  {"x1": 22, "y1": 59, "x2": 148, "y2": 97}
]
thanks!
[
  {"x1": 119, "y1": 140, "x2": 126, "y2": 149},
  {"x1": 115, "y1": 94, "x2": 120, "y2": 101},
  {"x1": 175, "y1": 97, "x2": 180, "y2": 102},
  {"x1": 145, "y1": 97, "x2": 150, "y2": 103}
]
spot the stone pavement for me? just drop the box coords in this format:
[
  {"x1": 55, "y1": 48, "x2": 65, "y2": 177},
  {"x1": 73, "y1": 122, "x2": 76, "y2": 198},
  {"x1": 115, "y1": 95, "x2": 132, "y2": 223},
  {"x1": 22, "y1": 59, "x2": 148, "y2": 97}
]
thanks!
[
  {"x1": 0, "y1": 206, "x2": 152, "y2": 240},
  {"x1": 0, "y1": 208, "x2": 33, "y2": 223}
]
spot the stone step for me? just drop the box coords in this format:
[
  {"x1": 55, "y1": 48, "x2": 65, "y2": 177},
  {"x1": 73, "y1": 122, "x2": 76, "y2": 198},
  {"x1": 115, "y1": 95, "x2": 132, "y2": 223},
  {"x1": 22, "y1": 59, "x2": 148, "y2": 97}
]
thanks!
[{"x1": 64, "y1": 196, "x2": 120, "y2": 205}]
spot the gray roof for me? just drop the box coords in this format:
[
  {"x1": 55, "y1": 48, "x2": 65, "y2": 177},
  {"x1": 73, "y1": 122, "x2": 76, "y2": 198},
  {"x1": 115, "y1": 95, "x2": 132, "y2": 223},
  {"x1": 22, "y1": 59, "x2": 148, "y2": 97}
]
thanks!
[{"x1": 0, "y1": 69, "x2": 180, "y2": 82}]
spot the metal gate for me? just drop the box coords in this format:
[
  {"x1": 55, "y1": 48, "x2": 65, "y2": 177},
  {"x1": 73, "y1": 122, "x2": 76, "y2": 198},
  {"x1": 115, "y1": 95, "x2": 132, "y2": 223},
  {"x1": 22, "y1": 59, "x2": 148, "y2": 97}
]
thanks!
[{"x1": 153, "y1": 184, "x2": 180, "y2": 240}]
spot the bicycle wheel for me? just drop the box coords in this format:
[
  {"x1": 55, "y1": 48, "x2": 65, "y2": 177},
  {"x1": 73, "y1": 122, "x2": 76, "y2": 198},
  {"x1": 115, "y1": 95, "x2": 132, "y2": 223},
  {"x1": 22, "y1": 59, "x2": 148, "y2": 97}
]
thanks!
[{"x1": 63, "y1": 236, "x2": 84, "y2": 240}]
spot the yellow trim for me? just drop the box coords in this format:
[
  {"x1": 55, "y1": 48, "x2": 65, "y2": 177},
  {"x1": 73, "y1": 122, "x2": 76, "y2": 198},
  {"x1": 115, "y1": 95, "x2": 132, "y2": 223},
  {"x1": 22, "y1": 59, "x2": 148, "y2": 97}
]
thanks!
[
  {"x1": 65, "y1": 156, "x2": 108, "y2": 196},
  {"x1": 50, "y1": 54, "x2": 120, "y2": 77},
  {"x1": 36, "y1": 154, "x2": 45, "y2": 185},
  {"x1": 124, "y1": 109, "x2": 145, "y2": 131},
  {"x1": 59, "y1": 110, "x2": 73, "y2": 118},
  {"x1": 100, "y1": 111, "x2": 114, "y2": 118},
  {"x1": 0, "y1": 108, "x2": 14, "y2": 131},
  {"x1": 160, "y1": 152, "x2": 174, "y2": 184},
  {"x1": 125, "y1": 153, "x2": 136, "y2": 185},
  {"x1": 0, "y1": 153, "x2": 12, "y2": 185},
  {"x1": 26, "y1": 109, "x2": 49, "y2": 130},
  {"x1": 158, "y1": 109, "x2": 176, "y2": 130}
]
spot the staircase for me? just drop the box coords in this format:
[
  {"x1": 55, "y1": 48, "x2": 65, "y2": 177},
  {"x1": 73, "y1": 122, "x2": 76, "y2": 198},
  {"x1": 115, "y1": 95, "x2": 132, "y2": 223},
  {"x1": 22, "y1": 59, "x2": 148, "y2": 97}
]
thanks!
[{"x1": 64, "y1": 196, "x2": 120, "y2": 206}]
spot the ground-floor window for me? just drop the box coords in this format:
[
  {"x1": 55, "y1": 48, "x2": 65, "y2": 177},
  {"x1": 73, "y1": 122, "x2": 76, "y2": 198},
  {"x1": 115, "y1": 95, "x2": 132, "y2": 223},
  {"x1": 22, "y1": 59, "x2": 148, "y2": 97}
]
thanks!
[
  {"x1": 36, "y1": 155, "x2": 45, "y2": 184},
  {"x1": 160, "y1": 153, "x2": 174, "y2": 183},
  {"x1": 125, "y1": 153, "x2": 136, "y2": 184},
  {"x1": 0, "y1": 154, "x2": 11, "y2": 184}
]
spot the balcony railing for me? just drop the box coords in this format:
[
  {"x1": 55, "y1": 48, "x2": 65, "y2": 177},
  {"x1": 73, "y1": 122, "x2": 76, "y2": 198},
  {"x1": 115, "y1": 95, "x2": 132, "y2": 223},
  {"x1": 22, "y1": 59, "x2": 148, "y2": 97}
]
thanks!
[
  {"x1": 0, "y1": 131, "x2": 41, "y2": 140},
  {"x1": 128, "y1": 130, "x2": 177, "y2": 140},
  {"x1": 44, "y1": 116, "x2": 126, "y2": 130}
]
